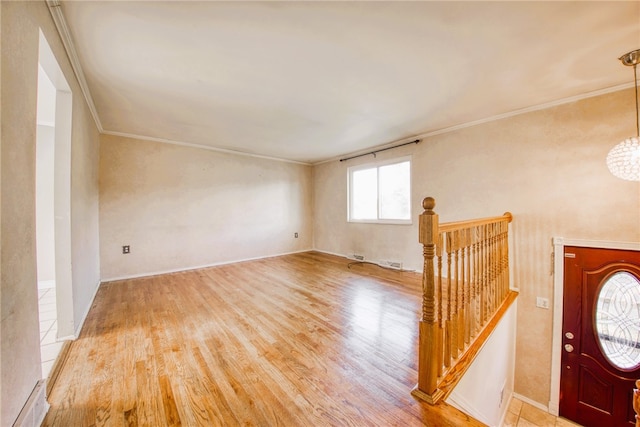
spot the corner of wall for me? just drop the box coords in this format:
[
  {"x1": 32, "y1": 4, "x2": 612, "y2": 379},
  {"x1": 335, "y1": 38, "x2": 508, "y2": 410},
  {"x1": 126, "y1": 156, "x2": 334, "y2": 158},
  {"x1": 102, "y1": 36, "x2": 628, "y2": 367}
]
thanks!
[{"x1": 65, "y1": 279, "x2": 101, "y2": 340}]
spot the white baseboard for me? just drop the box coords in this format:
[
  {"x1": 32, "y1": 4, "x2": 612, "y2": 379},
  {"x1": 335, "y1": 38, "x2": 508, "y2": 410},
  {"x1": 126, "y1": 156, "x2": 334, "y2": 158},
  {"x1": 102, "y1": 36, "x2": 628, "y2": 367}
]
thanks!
[
  {"x1": 512, "y1": 392, "x2": 549, "y2": 413},
  {"x1": 101, "y1": 249, "x2": 314, "y2": 283},
  {"x1": 447, "y1": 393, "x2": 492, "y2": 426},
  {"x1": 12, "y1": 380, "x2": 49, "y2": 427},
  {"x1": 312, "y1": 248, "x2": 351, "y2": 259},
  {"x1": 313, "y1": 248, "x2": 421, "y2": 272}
]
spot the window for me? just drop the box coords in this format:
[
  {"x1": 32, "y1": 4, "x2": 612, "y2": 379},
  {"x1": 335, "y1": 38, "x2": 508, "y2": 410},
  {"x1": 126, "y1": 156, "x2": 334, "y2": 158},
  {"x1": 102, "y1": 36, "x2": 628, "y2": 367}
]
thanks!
[
  {"x1": 595, "y1": 271, "x2": 640, "y2": 370},
  {"x1": 348, "y1": 157, "x2": 411, "y2": 224}
]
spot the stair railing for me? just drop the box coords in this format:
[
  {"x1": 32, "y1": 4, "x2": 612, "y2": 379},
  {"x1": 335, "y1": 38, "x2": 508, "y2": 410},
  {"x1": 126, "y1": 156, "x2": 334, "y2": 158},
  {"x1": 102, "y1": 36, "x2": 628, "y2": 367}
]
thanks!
[{"x1": 412, "y1": 197, "x2": 516, "y2": 404}]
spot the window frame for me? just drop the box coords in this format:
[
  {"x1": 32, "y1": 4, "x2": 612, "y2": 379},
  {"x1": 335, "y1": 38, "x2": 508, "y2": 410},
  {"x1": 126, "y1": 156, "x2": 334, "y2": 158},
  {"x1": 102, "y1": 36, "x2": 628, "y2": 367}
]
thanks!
[{"x1": 347, "y1": 155, "x2": 412, "y2": 225}]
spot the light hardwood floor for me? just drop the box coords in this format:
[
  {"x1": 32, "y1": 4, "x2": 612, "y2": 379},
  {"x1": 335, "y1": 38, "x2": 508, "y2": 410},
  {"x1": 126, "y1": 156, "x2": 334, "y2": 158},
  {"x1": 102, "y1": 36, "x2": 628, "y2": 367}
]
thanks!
[{"x1": 43, "y1": 251, "x2": 485, "y2": 426}]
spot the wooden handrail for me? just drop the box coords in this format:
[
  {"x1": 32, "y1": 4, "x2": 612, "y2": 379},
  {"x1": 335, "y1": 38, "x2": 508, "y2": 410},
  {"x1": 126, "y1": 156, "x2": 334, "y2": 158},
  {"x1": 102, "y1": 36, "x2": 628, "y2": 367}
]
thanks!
[
  {"x1": 412, "y1": 196, "x2": 515, "y2": 405},
  {"x1": 438, "y1": 212, "x2": 513, "y2": 233}
]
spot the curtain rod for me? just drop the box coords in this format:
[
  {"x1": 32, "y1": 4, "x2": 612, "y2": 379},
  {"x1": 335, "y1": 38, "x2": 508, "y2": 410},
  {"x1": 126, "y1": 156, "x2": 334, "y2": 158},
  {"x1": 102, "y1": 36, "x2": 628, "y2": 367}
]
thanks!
[{"x1": 339, "y1": 139, "x2": 421, "y2": 162}]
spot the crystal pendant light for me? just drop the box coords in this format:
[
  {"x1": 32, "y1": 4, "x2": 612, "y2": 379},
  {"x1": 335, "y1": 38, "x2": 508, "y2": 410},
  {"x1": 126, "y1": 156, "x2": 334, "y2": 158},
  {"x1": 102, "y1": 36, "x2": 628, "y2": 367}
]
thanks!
[{"x1": 606, "y1": 49, "x2": 640, "y2": 181}]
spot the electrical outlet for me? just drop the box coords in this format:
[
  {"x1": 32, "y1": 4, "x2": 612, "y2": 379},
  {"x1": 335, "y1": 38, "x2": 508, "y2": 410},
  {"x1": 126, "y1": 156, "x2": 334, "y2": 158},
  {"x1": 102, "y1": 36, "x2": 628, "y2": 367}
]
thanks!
[
  {"x1": 353, "y1": 254, "x2": 365, "y2": 261},
  {"x1": 536, "y1": 297, "x2": 549, "y2": 309},
  {"x1": 122, "y1": 245, "x2": 130, "y2": 254},
  {"x1": 294, "y1": 232, "x2": 298, "y2": 238}
]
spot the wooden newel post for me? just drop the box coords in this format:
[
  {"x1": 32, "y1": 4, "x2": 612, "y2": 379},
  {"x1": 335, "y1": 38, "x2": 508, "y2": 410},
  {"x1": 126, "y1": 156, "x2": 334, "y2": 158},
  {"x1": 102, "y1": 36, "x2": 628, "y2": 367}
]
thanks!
[
  {"x1": 634, "y1": 379, "x2": 640, "y2": 427},
  {"x1": 412, "y1": 197, "x2": 444, "y2": 404}
]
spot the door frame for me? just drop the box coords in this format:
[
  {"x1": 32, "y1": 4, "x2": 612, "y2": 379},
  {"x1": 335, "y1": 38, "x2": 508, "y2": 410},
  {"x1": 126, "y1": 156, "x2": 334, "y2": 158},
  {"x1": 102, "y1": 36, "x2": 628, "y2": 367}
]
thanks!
[
  {"x1": 37, "y1": 30, "x2": 75, "y2": 340},
  {"x1": 549, "y1": 237, "x2": 640, "y2": 416}
]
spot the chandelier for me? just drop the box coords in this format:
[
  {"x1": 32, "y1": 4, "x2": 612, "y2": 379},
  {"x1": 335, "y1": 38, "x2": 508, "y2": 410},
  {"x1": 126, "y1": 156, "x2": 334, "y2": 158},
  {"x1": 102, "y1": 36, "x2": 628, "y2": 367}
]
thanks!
[{"x1": 606, "y1": 49, "x2": 640, "y2": 181}]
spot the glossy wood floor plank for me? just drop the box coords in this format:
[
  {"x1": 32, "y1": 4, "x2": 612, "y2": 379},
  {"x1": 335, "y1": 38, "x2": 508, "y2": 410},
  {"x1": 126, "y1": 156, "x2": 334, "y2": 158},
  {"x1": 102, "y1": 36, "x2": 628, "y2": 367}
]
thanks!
[{"x1": 43, "y1": 252, "x2": 485, "y2": 426}]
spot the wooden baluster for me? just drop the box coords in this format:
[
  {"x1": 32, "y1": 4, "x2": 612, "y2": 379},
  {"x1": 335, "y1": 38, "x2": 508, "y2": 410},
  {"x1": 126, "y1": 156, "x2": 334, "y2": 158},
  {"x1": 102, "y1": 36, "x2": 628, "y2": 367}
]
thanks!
[
  {"x1": 487, "y1": 224, "x2": 492, "y2": 321},
  {"x1": 500, "y1": 221, "x2": 508, "y2": 301},
  {"x1": 447, "y1": 233, "x2": 458, "y2": 361},
  {"x1": 478, "y1": 225, "x2": 487, "y2": 328},
  {"x1": 437, "y1": 265, "x2": 444, "y2": 377},
  {"x1": 471, "y1": 227, "x2": 477, "y2": 338},
  {"x1": 475, "y1": 227, "x2": 482, "y2": 331},
  {"x1": 497, "y1": 222, "x2": 504, "y2": 304},
  {"x1": 490, "y1": 222, "x2": 498, "y2": 312},
  {"x1": 484, "y1": 224, "x2": 490, "y2": 322},
  {"x1": 487, "y1": 223, "x2": 492, "y2": 314},
  {"x1": 466, "y1": 228, "x2": 476, "y2": 342},
  {"x1": 477, "y1": 226, "x2": 482, "y2": 329},
  {"x1": 484, "y1": 224, "x2": 491, "y2": 322},
  {"x1": 495, "y1": 223, "x2": 500, "y2": 307},
  {"x1": 454, "y1": 230, "x2": 464, "y2": 353},
  {"x1": 472, "y1": 226, "x2": 480, "y2": 335},
  {"x1": 505, "y1": 220, "x2": 510, "y2": 295},
  {"x1": 491, "y1": 225, "x2": 495, "y2": 312},
  {"x1": 498, "y1": 224, "x2": 503, "y2": 300},
  {"x1": 486, "y1": 224, "x2": 490, "y2": 323},
  {"x1": 413, "y1": 197, "x2": 443, "y2": 404},
  {"x1": 503, "y1": 215, "x2": 512, "y2": 298},
  {"x1": 499, "y1": 224, "x2": 504, "y2": 300},
  {"x1": 441, "y1": 233, "x2": 451, "y2": 370},
  {"x1": 463, "y1": 229, "x2": 471, "y2": 345}
]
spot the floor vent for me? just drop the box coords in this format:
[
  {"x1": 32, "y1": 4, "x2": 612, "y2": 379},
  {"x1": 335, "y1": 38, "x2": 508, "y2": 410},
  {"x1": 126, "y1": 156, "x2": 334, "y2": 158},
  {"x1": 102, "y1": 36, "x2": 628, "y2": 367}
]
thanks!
[{"x1": 379, "y1": 260, "x2": 403, "y2": 270}]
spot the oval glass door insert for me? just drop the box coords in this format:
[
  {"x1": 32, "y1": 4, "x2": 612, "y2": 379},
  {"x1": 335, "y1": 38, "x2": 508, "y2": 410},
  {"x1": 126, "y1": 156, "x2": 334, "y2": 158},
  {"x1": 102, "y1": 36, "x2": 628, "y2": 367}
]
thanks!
[{"x1": 595, "y1": 271, "x2": 640, "y2": 370}]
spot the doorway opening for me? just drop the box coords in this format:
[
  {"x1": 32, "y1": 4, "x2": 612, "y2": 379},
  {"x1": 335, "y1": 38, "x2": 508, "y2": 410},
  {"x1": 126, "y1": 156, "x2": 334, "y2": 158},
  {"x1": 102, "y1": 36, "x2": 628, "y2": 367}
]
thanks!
[{"x1": 36, "y1": 30, "x2": 74, "y2": 380}]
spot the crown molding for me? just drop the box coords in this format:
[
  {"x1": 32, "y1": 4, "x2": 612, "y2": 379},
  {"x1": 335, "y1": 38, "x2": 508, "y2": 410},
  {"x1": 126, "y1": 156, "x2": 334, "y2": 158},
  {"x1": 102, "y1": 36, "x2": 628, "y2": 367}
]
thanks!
[
  {"x1": 102, "y1": 130, "x2": 312, "y2": 166},
  {"x1": 46, "y1": 0, "x2": 103, "y2": 132},
  {"x1": 313, "y1": 82, "x2": 635, "y2": 166}
]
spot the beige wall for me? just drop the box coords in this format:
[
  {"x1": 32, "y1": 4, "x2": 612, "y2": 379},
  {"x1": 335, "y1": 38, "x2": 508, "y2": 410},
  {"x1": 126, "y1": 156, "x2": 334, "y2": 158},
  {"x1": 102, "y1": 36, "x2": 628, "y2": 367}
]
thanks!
[
  {"x1": 99, "y1": 135, "x2": 313, "y2": 280},
  {"x1": 314, "y1": 88, "x2": 640, "y2": 406},
  {"x1": 0, "y1": 2, "x2": 100, "y2": 425},
  {"x1": 69, "y1": 81, "x2": 100, "y2": 334}
]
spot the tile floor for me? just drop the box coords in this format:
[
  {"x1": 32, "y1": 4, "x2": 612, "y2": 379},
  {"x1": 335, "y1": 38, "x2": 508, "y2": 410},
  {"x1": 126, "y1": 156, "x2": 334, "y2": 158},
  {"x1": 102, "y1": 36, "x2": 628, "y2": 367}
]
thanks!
[
  {"x1": 38, "y1": 286, "x2": 62, "y2": 378},
  {"x1": 504, "y1": 397, "x2": 582, "y2": 427}
]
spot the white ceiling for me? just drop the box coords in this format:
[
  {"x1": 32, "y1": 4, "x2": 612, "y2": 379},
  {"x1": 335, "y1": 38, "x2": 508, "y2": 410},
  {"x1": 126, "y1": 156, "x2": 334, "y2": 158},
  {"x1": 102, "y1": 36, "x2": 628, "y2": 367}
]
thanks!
[{"x1": 59, "y1": 1, "x2": 640, "y2": 164}]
